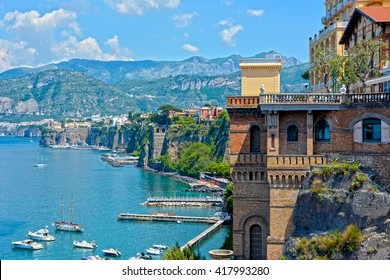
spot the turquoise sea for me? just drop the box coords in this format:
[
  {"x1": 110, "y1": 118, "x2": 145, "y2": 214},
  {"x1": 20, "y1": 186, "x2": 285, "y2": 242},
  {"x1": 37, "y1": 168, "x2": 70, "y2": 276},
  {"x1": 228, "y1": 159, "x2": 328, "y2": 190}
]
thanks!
[{"x1": 0, "y1": 137, "x2": 229, "y2": 260}]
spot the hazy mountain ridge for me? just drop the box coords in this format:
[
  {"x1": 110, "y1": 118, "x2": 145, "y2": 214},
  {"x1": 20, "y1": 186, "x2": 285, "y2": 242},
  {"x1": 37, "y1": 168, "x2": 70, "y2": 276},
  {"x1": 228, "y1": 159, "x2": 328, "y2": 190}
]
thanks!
[
  {"x1": 0, "y1": 51, "x2": 308, "y2": 118},
  {"x1": 0, "y1": 51, "x2": 303, "y2": 83}
]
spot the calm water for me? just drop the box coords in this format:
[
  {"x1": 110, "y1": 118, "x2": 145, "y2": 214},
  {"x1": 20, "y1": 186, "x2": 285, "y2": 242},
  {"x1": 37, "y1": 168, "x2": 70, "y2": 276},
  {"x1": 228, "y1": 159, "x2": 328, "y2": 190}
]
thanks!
[{"x1": 0, "y1": 137, "x2": 229, "y2": 260}]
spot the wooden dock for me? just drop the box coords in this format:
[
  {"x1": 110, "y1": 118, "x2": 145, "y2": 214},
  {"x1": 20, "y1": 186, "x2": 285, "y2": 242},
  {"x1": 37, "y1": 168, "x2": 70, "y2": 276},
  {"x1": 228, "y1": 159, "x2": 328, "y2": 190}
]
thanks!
[
  {"x1": 180, "y1": 220, "x2": 225, "y2": 250},
  {"x1": 143, "y1": 196, "x2": 223, "y2": 206},
  {"x1": 117, "y1": 213, "x2": 220, "y2": 224}
]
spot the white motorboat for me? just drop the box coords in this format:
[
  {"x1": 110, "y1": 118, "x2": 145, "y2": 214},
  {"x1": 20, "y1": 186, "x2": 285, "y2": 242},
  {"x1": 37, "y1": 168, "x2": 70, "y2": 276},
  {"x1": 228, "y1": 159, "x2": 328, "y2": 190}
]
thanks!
[
  {"x1": 28, "y1": 226, "x2": 55, "y2": 241},
  {"x1": 53, "y1": 195, "x2": 83, "y2": 232},
  {"x1": 73, "y1": 240, "x2": 97, "y2": 249},
  {"x1": 136, "y1": 252, "x2": 152, "y2": 259},
  {"x1": 12, "y1": 239, "x2": 43, "y2": 250},
  {"x1": 102, "y1": 248, "x2": 121, "y2": 257},
  {"x1": 146, "y1": 248, "x2": 162, "y2": 255},
  {"x1": 81, "y1": 255, "x2": 107, "y2": 260},
  {"x1": 152, "y1": 244, "x2": 167, "y2": 250}
]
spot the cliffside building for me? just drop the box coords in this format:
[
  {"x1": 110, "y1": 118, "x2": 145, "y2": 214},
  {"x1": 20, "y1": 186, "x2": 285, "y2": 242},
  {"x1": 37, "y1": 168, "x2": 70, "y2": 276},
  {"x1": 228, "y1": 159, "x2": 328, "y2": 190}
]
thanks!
[
  {"x1": 309, "y1": 0, "x2": 390, "y2": 93},
  {"x1": 227, "y1": 58, "x2": 390, "y2": 260}
]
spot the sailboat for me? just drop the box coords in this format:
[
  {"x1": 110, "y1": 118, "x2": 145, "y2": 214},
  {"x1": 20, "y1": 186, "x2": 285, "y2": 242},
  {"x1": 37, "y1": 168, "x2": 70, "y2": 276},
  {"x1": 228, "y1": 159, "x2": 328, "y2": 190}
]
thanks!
[
  {"x1": 52, "y1": 194, "x2": 83, "y2": 232},
  {"x1": 33, "y1": 153, "x2": 47, "y2": 167}
]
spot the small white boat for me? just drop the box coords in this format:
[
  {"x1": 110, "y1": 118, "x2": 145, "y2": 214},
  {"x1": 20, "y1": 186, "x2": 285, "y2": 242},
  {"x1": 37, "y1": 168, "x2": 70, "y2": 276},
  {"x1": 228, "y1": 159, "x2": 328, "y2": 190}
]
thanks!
[
  {"x1": 146, "y1": 248, "x2": 162, "y2": 255},
  {"x1": 12, "y1": 239, "x2": 43, "y2": 250},
  {"x1": 81, "y1": 255, "x2": 107, "y2": 260},
  {"x1": 177, "y1": 220, "x2": 182, "y2": 224},
  {"x1": 152, "y1": 244, "x2": 167, "y2": 250},
  {"x1": 33, "y1": 153, "x2": 47, "y2": 167},
  {"x1": 73, "y1": 240, "x2": 97, "y2": 249},
  {"x1": 28, "y1": 226, "x2": 55, "y2": 241},
  {"x1": 136, "y1": 252, "x2": 152, "y2": 259},
  {"x1": 102, "y1": 248, "x2": 121, "y2": 257}
]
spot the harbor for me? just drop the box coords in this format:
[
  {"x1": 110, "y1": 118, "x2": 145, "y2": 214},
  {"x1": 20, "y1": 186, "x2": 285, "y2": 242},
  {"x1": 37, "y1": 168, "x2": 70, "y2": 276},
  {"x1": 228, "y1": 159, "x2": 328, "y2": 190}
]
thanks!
[{"x1": 0, "y1": 137, "x2": 229, "y2": 260}]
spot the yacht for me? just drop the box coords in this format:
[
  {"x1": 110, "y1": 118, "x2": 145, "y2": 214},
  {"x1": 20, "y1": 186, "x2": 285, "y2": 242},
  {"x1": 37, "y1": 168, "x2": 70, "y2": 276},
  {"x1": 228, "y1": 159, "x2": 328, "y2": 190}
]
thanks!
[
  {"x1": 73, "y1": 240, "x2": 97, "y2": 249},
  {"x1": 102, "y1": 248, "x2": 121, "y2": 257},
  {"x1": 53, "y1": 195, "x2": 83, "y2": 232},
  {"x1": 146, "y1": 248, "x2": 162, "y2": 255},
  {"x1": 152, "y1": 244, "x2": 167, "y2": 250},
  {"x1": 27, "y1": 226, "x2": 55, "y2": 241},
  {"x1": 12, "y1": 239, "x2": 43, "y2": 250}
]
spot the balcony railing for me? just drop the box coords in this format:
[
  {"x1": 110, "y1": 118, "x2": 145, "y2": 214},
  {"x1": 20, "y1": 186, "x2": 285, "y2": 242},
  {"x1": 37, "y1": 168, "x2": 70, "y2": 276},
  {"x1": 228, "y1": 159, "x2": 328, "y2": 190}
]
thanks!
[
  {"x1": 226, "y1": 96, "x2": 260, "y2": 107},
  {"x1": 268, "y1": 155, "x2": 327, "y2": 168},
  {"x1": 227, "y1": 93, "x2": 390, "y2": 108}
]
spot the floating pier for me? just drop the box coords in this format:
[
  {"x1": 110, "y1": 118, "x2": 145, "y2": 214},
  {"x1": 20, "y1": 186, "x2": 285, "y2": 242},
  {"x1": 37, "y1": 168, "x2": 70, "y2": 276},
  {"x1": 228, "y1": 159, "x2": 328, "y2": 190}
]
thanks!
[
  {"x1": 143, "y1": 196, "x2": 223, "y2": 207},
  {"x1": 117, "y1": 213, "x2": 220, "y2": 224},
  {"x1": 181, "y1": 220, "x2": 225, "y2": 250}
]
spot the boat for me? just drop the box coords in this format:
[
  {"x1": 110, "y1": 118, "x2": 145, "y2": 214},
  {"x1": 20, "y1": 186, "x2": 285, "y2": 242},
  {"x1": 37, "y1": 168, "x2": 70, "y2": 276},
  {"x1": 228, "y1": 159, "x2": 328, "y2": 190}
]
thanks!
[
  {"x1": 33, "y1": 153, "x2": 47, "y2": 167},
  {"x1": 152, "y1": 244, "x2": 167, "y2": 250},
  {"x1": 81, "y1": 255, "x2": 107, "y2": 260},
  {"x1": 12, "y1": 239, "x2": 43, "y2": 250},
  {"x1": 53, "y1": 194, "x2": 83, "y2": 232},
  {"x1": 27, "y1": 226, "x2": 55, "y2": 241},
  {"x1": 145, "y1": 248, "x2": 162, "y2": 255},
  {"x1": 102, "y1": 248, "x2": 121, "y2": 257},
  {"x1": 73, "y1": 240, "x2": 97, "y2": 249},
  {"x1": 177, "y1": 220, "x2": 182, "y2": 224},
  {"x1": 136, "y1": 252, "x2": 152, "y2": 259}
]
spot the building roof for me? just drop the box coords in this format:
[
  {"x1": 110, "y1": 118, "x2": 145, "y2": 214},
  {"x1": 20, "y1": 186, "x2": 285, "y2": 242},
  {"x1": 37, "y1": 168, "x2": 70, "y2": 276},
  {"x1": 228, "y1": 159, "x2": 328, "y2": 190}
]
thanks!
[{"x1": 340, "y1": 6, "x2": 390, "y2": 44}]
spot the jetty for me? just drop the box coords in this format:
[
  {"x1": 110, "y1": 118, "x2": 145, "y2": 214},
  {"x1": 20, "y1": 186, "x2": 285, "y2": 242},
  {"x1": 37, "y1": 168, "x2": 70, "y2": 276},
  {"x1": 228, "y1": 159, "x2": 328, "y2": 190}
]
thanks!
[
  {"x1": 143, "y1": 196, "x2": 223, "y2": 207},
  {"x1": 180, "y1": 220, "x2": 224, "y2": 250},
  {"x1": 101, "y1": 154, "x2": 138, "y2": 167},
  {"x1": 117, "y1": 213, "x2": 219, "y2": 224}
]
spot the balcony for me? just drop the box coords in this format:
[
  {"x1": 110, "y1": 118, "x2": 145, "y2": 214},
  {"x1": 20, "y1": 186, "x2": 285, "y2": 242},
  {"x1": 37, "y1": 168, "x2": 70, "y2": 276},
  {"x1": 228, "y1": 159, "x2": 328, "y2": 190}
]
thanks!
[
  {"x1": 227, "y1": 92, "x2": 390, "y2": 111},
  {"x1": 226, "y1": 96, "x2": 259, "y2": 108},
  {"x1": 267, "y1": 155, "x2": 327, "y2": 168}
]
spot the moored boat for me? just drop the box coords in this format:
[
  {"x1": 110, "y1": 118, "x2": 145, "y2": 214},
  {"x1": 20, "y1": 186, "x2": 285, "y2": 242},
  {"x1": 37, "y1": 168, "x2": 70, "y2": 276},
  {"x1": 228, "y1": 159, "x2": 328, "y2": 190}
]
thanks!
[
  {"x1": 152, "y1": 244, "x2": 167, "y2": 250},
  {"x1": 136, "y1": 252, "x2": 152, "y2": 259},
  {"x1": 73, "y1": 240, "x2": 97, "y2": 249},
  {"x1": 28, "y1": 226, "x2": 55, "y2": 241},
  {"x1": 81, "y1": 255, "x2": 107, "y2": 260},
  {"x1": 53, "y1": 194, "x2": 83, "y2": 232},
  {"x1": 12, "y1": 239, "x2": 43, "y2": 250},
  {"x1": 146, "y1": 247, "x2": 162, "y2": 255},
  {"x1": 102, "y1": 248, "x2": 121, "y2": 257}
]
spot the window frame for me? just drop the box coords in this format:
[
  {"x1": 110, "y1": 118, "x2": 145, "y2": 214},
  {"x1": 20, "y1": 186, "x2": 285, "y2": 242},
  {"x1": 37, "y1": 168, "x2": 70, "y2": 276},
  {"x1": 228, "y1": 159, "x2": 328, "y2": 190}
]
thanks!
[
  {"x1": 362, "y1": 118, "x2": 381, "y2": 143},
  {"x1": 315, "y1": 119, "x2": 330, "y2": 142},
  {"x1": 287, "y1": 125, "x2": 298, "y2": 142}
]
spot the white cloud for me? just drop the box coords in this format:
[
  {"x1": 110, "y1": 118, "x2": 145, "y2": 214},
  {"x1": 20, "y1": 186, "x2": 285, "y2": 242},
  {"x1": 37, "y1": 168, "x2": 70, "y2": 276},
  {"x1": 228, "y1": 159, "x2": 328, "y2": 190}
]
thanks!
[
  {"x1": 217, "y1": 17, "x2": 233, "y2": 27},
  {"x1": 0, "y1": 9, "x2": 134, "y2": 72},
  {"x1": 182, "y1": 43, "x2": 199, "y2": 53},
  {"x1": 104, "y1": 0, "x2": 181, "y2": 15},
  {"x1": 247, "y1": 9, "x2": 265, "y2": 17},
  {"x1": 105, "y1": 35, "x2": 134, "y2": 60},
  {"x1": 219, "y1": 25, "x2": 243, "y2": 47},
  {"x1": 172, "y1": 12, "x2": 197, "y2": 28}
]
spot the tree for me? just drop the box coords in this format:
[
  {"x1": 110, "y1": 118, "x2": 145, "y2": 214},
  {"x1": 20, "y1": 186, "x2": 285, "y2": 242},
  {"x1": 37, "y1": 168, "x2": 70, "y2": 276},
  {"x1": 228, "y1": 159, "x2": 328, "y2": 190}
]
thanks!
[
  {"x1": 178, "y1": 142, "x2": 213, "y2": 177},
  {"x1": 314, "y1": 49, "x2": 345, "y2": 93},
  {"x1": 301, "y1": 69, "x2": 310, "y2": 80},
  {"x1": 224, "y1": 183, "x2": 233, "y2": 213},
  {"x1": 162, "y1": 243, "x2": 203, "y2": 260},
  {"x1": 346, "y1": 39, "x2": 387, "y2": 93}
]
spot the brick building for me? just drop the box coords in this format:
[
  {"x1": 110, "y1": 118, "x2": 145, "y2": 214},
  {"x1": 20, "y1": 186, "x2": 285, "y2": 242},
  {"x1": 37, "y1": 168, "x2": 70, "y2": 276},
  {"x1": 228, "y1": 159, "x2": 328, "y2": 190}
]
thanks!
[{"x1": 227, "y1": 59, "x2": 390, "y2": 260}]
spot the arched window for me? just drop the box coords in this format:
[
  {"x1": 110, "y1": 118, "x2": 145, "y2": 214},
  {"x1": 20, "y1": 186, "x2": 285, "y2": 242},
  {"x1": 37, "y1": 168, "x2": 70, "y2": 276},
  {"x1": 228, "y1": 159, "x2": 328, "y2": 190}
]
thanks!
[
  {"x1": 315, "y1": 119, "x2": 330, "y2": 142},
  {"x1": 250, "y1": 125, "x2": 261, "y2": 153},
  {"x1": 363, "y1": 118, "x2": 381, "y2": 142},
  {"x1": 287, "y1": 125, "x2": 298, "y2": 142}
]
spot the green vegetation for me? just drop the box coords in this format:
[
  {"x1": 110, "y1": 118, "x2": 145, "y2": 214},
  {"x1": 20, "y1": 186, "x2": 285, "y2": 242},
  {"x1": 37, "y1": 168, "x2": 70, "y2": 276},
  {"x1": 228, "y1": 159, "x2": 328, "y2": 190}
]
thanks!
[
  {"x1": 178, "y1": 143, "x2": 213, "y2": 177},
  {"x1": 295, "y1": 225, "x2": 363, "y2": 260},
  {"x1": 351, "y1": 173, "x2": 367, "y2": 191},
  {"x1": 224, "y1": 183, "x2": 233, "y2": 213},
  {"x1": 220, "y1": 227, "x2": 233, "y2": 251},
  {"x1": 162, "y1": 243, "x2": 204, "y2": 260}
]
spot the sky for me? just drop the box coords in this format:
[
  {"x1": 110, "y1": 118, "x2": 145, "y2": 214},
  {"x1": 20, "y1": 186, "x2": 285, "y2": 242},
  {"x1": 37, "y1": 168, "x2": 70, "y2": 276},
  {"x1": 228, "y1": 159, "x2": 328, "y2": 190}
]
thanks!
[{"x1": 0, "y1": 0, "x2": 324, "y2": 72}]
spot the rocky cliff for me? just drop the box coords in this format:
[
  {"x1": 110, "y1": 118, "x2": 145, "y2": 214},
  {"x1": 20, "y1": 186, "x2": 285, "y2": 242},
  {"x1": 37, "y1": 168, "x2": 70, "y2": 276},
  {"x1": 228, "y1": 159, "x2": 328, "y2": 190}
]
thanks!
[{"x1": 283, "y1": 163, "x2": 390, "y2": 260}]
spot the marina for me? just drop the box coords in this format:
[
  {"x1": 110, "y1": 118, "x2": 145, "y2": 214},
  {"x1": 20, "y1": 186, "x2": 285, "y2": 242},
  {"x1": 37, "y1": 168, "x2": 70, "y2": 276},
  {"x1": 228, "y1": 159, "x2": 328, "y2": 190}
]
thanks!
[{"x1": 0, "y1": 137, "x2": 229, "y2": 260}]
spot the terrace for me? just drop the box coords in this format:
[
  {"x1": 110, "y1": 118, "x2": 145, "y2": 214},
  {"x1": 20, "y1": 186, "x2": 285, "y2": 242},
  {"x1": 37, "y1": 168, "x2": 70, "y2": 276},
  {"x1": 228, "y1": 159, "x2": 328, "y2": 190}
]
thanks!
[{"x1": 226, "y1": 92, "x2": 390, "y2": 111}]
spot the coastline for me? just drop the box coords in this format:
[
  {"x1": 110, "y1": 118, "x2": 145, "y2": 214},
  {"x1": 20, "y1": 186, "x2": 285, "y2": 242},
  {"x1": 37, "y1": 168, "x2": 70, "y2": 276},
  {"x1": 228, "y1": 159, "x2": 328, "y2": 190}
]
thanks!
[{"x1": 141, "y1": 166, "x2": 198, "y2": 184}]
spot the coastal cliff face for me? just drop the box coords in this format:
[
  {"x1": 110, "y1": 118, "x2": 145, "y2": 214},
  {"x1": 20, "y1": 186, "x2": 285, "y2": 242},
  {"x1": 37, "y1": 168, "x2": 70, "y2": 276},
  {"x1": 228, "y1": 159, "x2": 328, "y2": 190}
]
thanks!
[
  {"x1": 282, "y1": 164, "x2": 390, "y2": 260},
  {"x1": 39, "y1": 113, "x2": 230, "y2": 168}
]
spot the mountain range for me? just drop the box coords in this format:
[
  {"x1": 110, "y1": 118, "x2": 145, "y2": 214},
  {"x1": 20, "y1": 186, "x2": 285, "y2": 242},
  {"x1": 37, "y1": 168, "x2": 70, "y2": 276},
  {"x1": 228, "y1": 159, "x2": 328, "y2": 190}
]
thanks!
[{"x1": 0, "y1": 51, "x2": 309, "y2": 119}]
